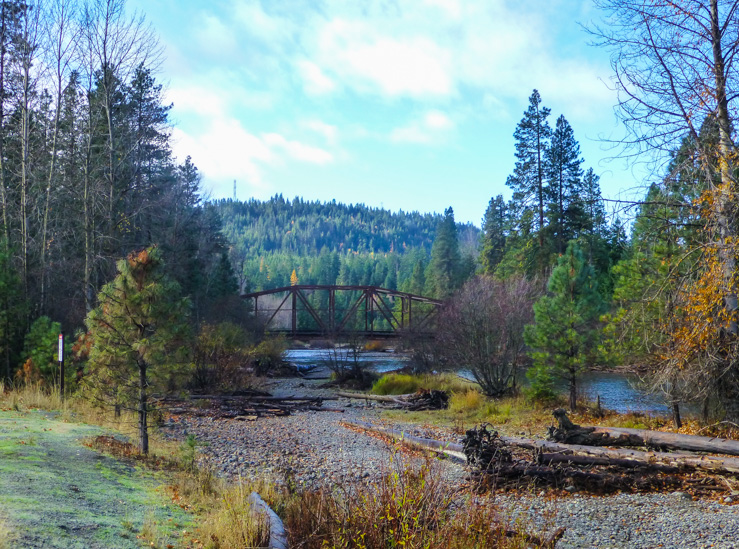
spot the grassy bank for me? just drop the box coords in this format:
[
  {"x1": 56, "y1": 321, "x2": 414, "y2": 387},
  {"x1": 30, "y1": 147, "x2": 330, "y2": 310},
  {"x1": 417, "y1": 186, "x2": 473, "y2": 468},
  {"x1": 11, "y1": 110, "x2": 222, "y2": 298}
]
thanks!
[
  {"x1": 371, "y1": 373, "x2": 713, "y2": 437},
  {"x1": 0, "y1": 409, "x2": 194, "y2": 548}
]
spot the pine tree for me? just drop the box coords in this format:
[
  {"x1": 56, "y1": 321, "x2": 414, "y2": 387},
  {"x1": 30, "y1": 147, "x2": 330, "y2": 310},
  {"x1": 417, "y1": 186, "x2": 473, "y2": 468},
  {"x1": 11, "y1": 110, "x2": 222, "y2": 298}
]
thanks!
[
  {"x1": 84, "y1": 247, "x2": 190, "y2": 454},
  {"x1": 524, "y1": 242, "x2": 605, "y2": 411},
  {"x1": 425, "y1": 207, "x2": 461, "y2": 299},
  {"x1": 480, "y1": 195, "x2": 508, "y2": 275},
  {"x1": 506, "y1": 90, "x2": 552, "y2": 249},
  {"x1": 544, "y1": 115, "x2": 583, "y2": 253}
]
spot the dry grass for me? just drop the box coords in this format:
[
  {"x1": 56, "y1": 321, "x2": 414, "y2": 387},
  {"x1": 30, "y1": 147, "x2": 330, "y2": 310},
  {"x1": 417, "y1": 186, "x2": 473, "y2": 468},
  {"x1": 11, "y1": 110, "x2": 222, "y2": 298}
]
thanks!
[{"x1": 281, "y1": 456, "x2": 541, "y2": 549}]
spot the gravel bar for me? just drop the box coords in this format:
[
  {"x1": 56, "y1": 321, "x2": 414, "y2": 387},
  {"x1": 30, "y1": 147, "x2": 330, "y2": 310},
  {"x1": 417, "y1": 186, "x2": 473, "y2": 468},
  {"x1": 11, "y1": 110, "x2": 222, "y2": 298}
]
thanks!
[{"x1": 161, "y1": 377, "x2": 739, "y2": 548}]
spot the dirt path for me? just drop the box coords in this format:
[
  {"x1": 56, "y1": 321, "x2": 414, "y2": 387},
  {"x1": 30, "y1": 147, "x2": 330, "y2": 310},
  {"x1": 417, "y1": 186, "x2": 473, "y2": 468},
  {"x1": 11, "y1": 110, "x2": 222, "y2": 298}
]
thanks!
[{"x1": 0, "y1": 410, "x2": 194, "y2": 549}]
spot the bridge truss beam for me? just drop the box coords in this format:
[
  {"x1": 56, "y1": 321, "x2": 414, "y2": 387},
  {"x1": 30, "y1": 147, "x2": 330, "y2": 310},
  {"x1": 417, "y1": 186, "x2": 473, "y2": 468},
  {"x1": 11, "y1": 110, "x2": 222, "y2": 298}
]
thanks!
[{"x1": 242, "y1": 285, "x2": 442, "y2": 339}]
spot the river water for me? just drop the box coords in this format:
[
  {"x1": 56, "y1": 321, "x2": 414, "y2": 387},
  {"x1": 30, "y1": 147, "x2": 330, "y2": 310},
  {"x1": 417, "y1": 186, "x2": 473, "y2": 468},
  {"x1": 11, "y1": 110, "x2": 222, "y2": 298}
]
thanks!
[{"x1": 284, "y1": 349, "x2": 676, "y2": 416}]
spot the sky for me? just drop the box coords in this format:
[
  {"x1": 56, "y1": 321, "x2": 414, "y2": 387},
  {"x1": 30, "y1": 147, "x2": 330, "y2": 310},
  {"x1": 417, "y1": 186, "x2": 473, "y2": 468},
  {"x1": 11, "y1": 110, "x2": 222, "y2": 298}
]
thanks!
[{"x1": 127, "y1": 0, "x2": 646, "y2": 226}]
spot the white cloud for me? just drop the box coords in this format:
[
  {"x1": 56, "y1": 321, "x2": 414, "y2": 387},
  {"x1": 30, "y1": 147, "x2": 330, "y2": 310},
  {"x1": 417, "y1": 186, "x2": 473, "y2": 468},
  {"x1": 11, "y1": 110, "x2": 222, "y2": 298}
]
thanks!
[
  {"x1": 390, "y1": 110, "x2": 455, "y2": 145},
  {"x1": 316, "y1": 22, "x2": 453, "y2": 98},
  {"x1": 297, "y1": 59, "x2": 337, "y2": 95},
  {"x1": 301, "y1": 119, "x2": 339, "y2": 144},
  {"x1": 263, "y1": 133, "x2": 334, "y2": 165},
  {"x1": 195, "y1": 14, "x2": 239, "y2": 57}
]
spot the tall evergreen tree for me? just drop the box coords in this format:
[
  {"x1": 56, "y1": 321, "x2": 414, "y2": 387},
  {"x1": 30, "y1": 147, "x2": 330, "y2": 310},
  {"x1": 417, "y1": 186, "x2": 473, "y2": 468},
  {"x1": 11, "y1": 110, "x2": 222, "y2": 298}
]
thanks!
[
  {"x1": 480, "y1": 194, "x2": 508, "y2": 275},
  {"x1": 545, "y1": 115, "x2": 583, "y2": 253},
  {"x1": 506, "y1": 89, "x2": 551, "y2": 249},
  {"x1": 425, "y1": 207, "x2": 461, "y2": 299},
  {"x1": 524, "y1": 242, "x2": 605, "y2": 411}
]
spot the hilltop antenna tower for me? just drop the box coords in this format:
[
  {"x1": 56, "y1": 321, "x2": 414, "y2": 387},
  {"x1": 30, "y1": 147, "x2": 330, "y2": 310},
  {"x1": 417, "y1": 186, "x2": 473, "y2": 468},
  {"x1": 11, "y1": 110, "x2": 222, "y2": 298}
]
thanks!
[{"x1": 233, "y1": 180, "x2": 236, "y2": 201}]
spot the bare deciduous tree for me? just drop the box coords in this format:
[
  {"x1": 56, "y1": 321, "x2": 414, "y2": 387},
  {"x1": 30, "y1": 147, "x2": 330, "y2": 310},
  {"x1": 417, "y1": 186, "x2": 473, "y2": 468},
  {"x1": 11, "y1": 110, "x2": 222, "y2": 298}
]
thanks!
[{"x1": 437, "y1": 275, "x2": 540, "y2": 397}]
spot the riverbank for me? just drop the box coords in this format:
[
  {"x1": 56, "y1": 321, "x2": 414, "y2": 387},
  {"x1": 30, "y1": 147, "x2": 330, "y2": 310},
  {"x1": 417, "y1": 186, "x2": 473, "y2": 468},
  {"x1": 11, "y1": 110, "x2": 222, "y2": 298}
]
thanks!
[{"x1": 162, "y1": 375, "x2": 739, "y2": 549}]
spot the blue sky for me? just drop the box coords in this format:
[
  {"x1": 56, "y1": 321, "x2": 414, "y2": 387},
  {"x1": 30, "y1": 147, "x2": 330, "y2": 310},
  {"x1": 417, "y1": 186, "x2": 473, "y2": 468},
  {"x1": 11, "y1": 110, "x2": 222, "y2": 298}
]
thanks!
[{"x1": 128, "y1": 0, "x2": 646, "y2": 226}]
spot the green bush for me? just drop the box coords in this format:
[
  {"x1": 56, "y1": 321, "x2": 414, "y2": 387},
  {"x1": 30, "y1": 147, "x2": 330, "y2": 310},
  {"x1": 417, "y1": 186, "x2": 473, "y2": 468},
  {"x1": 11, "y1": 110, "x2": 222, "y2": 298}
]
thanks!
[{"x1": 20, "y1": 317, "x2": 70, "y2": 381}]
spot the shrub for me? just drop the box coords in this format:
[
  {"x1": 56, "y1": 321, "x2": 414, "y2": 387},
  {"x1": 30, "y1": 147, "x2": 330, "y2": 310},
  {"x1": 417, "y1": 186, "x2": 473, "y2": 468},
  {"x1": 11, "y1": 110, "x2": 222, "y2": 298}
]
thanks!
[
  {"x1": 363, "y1": 339, "x2": 385, "y2": 352},
  {"x1": 437, "y1": 276, "x2": 540, "y2": 397},
  {"x1": 250, "y1": 337, "x2": 287, "y2": 376},
  {"x1": 19, "y1": 316, "x2": 69, "y2": 382},
  {"x1": 192, "y1": 322, "x2": 254, "y2": 391},
  {"x1": 283, "y1": 457, "x2": 530, "y2": 548}
]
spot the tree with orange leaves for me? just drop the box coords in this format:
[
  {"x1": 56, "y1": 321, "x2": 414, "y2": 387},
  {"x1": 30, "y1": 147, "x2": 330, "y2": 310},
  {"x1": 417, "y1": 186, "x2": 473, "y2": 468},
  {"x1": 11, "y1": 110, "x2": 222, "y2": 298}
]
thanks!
[{"x1": 592, "y1": 0, "x2": 739, "y2": 419}]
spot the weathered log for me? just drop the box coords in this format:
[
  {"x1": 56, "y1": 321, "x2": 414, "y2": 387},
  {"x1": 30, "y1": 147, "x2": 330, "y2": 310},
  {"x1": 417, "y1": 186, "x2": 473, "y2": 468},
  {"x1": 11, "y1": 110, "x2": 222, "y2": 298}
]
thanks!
[
  {"x1": 305, "y1": 406, "x2": 344, "y2": 413},
  {"x1": 189, "y1": 394, "x2": 337, "y2": 402},
  {"x1": 505, "y1": 436, "x2": 739, "y2": 475},
  {"x1": 337, "y1": 390, "x2": 449, "y2": 410},
  {"x1": 550, "y1": 409, "x2": 739, "y2": 455},
  {"x1": 347, "y1": 420, "x2": 739, "y2": 476},
  {"x1": 248, "y1": 492, "x2": 288, "y2": 549},
  {"x1": 538, "y1": 452, "x2": 680, "y2": 473},
  {"x1": 335, "y1": 392, "x2": 408, "y2": 404},
  {"x1": 344, "y1": 420, "x2": 466, "y2": 461}
]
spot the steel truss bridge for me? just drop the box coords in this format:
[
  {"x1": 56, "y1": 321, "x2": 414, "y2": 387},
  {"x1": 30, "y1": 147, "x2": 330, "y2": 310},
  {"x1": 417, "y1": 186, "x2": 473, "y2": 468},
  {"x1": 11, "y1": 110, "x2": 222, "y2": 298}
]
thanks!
[{"x1": 241, "y1": 285, "x2": 442, "y2": 339}]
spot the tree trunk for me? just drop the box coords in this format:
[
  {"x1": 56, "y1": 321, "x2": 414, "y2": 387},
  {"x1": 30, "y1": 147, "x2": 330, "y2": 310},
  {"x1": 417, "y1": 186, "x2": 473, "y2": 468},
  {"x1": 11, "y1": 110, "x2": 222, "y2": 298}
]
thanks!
[
  {"x1": 672, "y1": 402, "x2": 682, "y2": 430},
  {"x1": 710, "y1": 0, "x2": 739, "y2": 420},
  {"x1": 138, "y1": 362, "x2": 148, "y2": 454},
  {"x1": 346, "y1": 420, "x2": 739, "y2": 475},
  {"x1": 569, "y1": 375, "x2": 577, "y2": 412}
]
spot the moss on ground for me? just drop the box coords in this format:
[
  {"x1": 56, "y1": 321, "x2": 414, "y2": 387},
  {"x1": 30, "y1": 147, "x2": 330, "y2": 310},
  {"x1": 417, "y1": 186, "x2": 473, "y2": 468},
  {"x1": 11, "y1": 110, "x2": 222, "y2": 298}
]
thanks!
[{"x1": 0, "y1": 410, "x2": 195, "y2": 548}]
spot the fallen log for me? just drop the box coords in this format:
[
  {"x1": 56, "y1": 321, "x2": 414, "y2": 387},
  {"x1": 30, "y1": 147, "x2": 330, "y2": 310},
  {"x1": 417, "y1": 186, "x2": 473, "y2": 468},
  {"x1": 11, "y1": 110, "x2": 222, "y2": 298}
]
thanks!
[
  {"x1": 248, "y1": 492, "x2": 288, "y2": 549},
  {"x1": 188, "y1": 394, "x2": 337, "y2": 402},
  {"x1": 344, "y1": 420, "x2": 466, "y2": 461},
  {"x1": 347, "y1": 420, "x2": 739, "y2": 476},
  {"x1": 550, "y1": 409, "x2": 739, "y2": 456},
  {"x1": 336, "y1": 390, "x2": 449, "y2": 410},
  {"x1": 335, "y1": 392, "x2": 409, "y2": 404},
  {"x1": 538, "y1": 452, "x2": 681, "y2": 473},
  {"x1": 500, "y1": 435, "x2": 739, "y2": 475}
]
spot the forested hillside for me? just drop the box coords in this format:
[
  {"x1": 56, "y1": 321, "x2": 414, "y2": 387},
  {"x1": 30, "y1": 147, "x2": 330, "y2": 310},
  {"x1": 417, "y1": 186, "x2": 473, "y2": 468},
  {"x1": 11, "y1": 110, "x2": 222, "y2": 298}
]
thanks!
[{"x1": 216, "y1": 197, "x2": 480, "y2": 294}]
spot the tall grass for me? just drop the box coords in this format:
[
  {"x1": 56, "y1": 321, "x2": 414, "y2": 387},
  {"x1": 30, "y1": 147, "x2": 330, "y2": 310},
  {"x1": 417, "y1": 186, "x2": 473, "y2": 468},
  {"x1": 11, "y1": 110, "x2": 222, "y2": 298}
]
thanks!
[{"x1": 282, "y1": 456, "x2": 532, "y2": 549}]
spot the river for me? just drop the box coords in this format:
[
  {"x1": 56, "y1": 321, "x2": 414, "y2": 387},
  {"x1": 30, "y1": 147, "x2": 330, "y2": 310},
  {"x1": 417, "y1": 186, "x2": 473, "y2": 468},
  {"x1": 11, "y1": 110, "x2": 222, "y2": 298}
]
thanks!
[{"x1": 284, "y1": 349, "x2": 677, "y2": 416}]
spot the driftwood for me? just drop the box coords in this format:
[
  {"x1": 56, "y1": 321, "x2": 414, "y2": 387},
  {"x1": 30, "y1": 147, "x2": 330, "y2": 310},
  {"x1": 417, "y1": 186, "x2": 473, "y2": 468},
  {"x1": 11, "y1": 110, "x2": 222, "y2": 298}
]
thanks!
[
  {"x1": 336, "y1": 392, "x2": 408, "y2": 404},
  {"x1": 550, "y1": 408, "x2": 739, "y2": 455},
  {"x1": 248, "y1": 492, "x2": 288, "y2": 549},
  {"x1": 462, "y1": 425, "x2": 688, "y2": 493},
  {"x1": 348, "y1": 420, "x2": 739, "y2": 475},
  {"x1": 337, "y1": 390, "x2": 449, "y2": 410},
  {"x1": 168, "y1": 394, "x2": 341, "y2": 420},
  {"x1": 344, "y1": 420, "x2": 466, "y2": 461}
]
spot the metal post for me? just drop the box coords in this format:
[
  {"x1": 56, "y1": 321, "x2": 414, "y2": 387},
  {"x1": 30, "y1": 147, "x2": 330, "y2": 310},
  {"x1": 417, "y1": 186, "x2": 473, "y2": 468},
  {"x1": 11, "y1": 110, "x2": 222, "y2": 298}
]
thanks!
[
  {"x1": 329, "y1": 289, "x2": 335, "y2": 333},
  {"x1": 291, "y1": 290, "x2": 297, "y2": 334},
  {"x1": 58, "y1": 333, "x2": 64, "y2": 400},
  {"x1": 369, "y1": 291, "x2": 375, "y2": 333}
]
